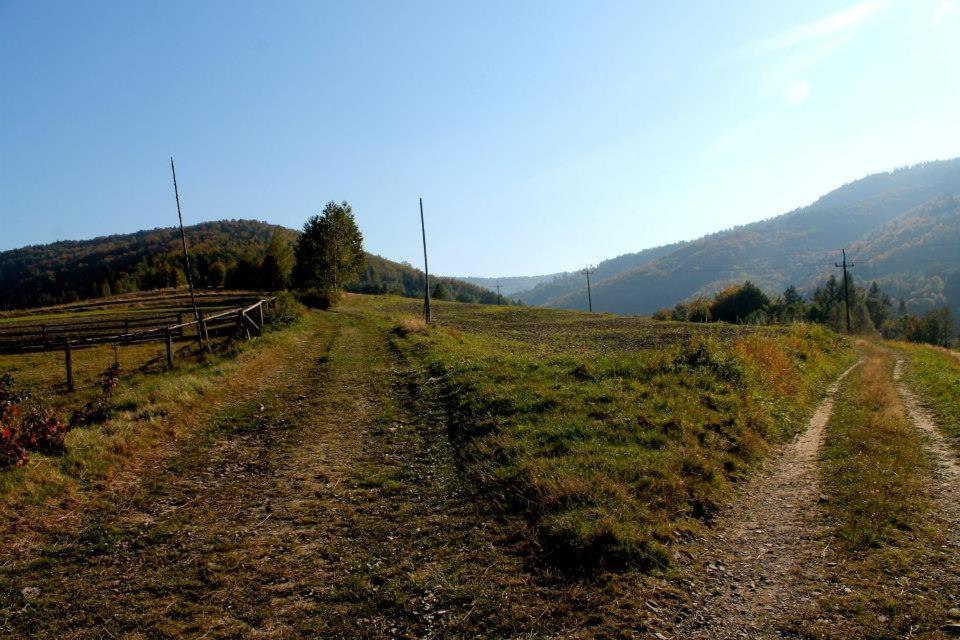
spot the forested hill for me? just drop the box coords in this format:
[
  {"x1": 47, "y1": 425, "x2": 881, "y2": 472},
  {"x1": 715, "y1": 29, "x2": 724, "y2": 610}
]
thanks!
[
  {"x1": 516, "y1": 158, "x2": 960, "y2": 315},
  {"x1": 0, "y1": 220, "x2": 499, "y2": 309}
]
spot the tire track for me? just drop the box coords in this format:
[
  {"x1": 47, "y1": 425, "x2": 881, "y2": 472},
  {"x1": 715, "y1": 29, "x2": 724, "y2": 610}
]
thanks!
[{"x1": 671, "y1": 360, "x2": 861, "y2": 639}]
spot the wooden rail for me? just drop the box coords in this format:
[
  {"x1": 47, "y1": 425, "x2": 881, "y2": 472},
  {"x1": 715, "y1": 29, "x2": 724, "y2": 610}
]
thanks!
[{"x1": 0, "y1": 297, "x2": 276, "y2": 391}]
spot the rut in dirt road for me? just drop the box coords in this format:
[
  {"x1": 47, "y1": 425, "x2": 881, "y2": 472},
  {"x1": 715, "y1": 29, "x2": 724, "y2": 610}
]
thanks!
[
  {"x1": 671, "y1": 360, "x2": 861, "y2": 640},
  {"x1": 894, "y1": 357, "x2": 960, "y2": 543}
]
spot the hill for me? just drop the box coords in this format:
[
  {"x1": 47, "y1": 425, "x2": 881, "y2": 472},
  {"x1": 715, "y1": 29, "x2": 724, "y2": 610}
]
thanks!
[
  {"x1": 455, "y1": 274, "x2": 562, "y2": 296},
  {"x1": 0, "y1": 219, "x2": 499, "y2": 309},
  {"x1": 514, "y1": 158, "x2": 960, "y2": 315}
]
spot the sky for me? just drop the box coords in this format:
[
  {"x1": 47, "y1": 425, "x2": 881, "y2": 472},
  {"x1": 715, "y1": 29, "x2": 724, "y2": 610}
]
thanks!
[{"x1": 1, "y1": 0, "x2": 958, "y2": 277}]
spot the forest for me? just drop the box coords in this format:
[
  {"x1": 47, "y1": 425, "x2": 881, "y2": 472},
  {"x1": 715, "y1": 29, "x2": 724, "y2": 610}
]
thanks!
[
  {"x1": 0, "y1": 219, "x2": 501, "y2": 309},
  {"x1": 654, "y1": 276, "x2": 956, "y2": 347}
]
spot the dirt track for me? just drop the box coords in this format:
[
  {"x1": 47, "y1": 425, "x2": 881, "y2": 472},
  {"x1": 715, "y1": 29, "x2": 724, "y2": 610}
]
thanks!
[{"x1": 671, "y1": 360, "x2": 861, "y2": 639}]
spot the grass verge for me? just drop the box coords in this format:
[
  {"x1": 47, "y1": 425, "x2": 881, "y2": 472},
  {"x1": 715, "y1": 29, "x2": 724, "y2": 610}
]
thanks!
[
  {"x1": 899, "y1": 343, "x2": 960, "y2": 445},
  {"x1": 359, "y1": 296, "x2": 853, "y2": 571}
]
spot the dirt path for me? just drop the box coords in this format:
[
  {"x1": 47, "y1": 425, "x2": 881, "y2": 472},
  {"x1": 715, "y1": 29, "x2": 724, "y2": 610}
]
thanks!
[
  {"x1": 2, "y1": 311, "x2": 597, "y2": 639},
  {"x1": 894, "y1": 358, "x2": 960, "y2": 485},
  {"x1": 670, "y1": 360, "x2": 861, "y2": 639}
]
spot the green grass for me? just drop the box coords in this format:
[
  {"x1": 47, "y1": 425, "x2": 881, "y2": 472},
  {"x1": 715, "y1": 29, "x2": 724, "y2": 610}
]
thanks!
[
  {"x1": 899, "y1": 343, "x2": 960, "y2": 445},
  {"x1": 350, "y1": 295, "x2": 853, "y2": 570}
]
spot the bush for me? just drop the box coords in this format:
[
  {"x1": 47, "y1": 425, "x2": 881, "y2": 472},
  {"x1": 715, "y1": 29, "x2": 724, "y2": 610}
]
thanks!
[
  {"x1": 296, "y1": 287, "x2": 339, "y2": 310},
  {"x1": 269, "y1": 291, "x2": 305, "y2": 325},
  {"x1": 19, "y1": 408, "x2": 68, "y2": 455},
  {"x1": 0, "y1": 374, "x2": 28, "y2": 469},
  {"x1": 0, "y1": 375, "x2": 72, "y2": 466},
  {"x1": 70, "y1": 363, "x2": 121, "y2": 429},
  {"x1": 0, "y1": 426, "x2": 27, "y2": 469}
]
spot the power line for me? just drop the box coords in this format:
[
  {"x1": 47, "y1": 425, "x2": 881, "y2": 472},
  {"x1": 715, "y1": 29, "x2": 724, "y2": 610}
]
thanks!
[
  {"x1": 419, "y1": 198, "x2": 431, "y2": 324},
  {"x1": 581, "y1": 266, "x2": 595, "y2": 312},
  {"x1": 835, "y1": 249, "x2": 855, "y2": 334},
  {"x1": 170, "y1": 157, "x2": 205, "y2": 355}
]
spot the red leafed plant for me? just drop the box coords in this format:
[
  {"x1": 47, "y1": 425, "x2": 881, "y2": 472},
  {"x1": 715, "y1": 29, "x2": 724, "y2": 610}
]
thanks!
[
  {"x1": 100, "y1": 363, "x2": 121, "y2": 395},
  {"x1": 70, "y1": 363, "x2": 122, "y2": 429},
  {"x1": 0, "y1": 374, "x2": 29, "y2": 468},
  {"x1": 19, "y1": 408, "x2": 69, "y2": 455}
]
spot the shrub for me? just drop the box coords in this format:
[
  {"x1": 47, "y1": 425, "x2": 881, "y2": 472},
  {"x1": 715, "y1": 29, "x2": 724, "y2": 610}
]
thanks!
[
  {"x1": 0, "y1": 424, "x2": 27, "y2": 469},
  {"x1": 19, "y1": 408, "x2": 68, "y2": 455},
  {"x1": 0, "y1": 374, "x2": 28, "y2": 469},
  {"x1": 269, "y1": 291, "x2": 305, "y2": 325},
  {"x1": 296, "y1": 287, "x2": 339, "y2": 310},
  {"x1": 70, "y1": 363, "x2": 121, "y2": 429}
]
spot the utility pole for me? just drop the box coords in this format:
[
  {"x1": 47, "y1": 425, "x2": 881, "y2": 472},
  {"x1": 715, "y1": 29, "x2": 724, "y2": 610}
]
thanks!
[
  {"x1": 496, "y1": 282, "x2": 502, "y2": 305},
  {"x1": 419, "y1": 198, "x2": 432, "y2": 324},
  {"x1": 581, "y1": 266, "x2": 595, "y2": 313},
  {"x1": 170, "y1": 157, "x2": 205, "y2": 353},
  {"x1": 835, "y1": 248, "x2": 854, "y2": 334}
]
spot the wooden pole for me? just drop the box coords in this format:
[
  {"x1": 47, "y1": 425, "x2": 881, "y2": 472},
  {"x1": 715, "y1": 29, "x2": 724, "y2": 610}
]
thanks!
[
  {"x1": 257, "y1": 302, "x2": 264, "y2": 328},
  {"x1": 170, "y1": 157, "x2": 205, "y2": 353},
  {"x1": 835, "y1": 249, "x2": 855, "y2": 334},
  {"x1": 165, "y1": 328, "x2": 174, "y2": 369},
  {"x1": 420, "y1": 197, "x2": 432, "y2": 324},
  {"x1": 581, "y1": 267, "x2": 595, "y2": 313},
  {"x1": 65, "y1": 342, "x2": 74, "y2": 392}
]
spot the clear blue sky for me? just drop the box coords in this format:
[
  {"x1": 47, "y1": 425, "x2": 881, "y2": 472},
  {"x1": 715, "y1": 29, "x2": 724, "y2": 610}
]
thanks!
[{"x1": 2, "y1": 0, "x2": 958, "y2": 276}]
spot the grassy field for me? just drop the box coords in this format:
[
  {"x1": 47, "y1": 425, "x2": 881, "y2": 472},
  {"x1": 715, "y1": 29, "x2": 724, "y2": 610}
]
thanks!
[
  {"x1": 350, "y1": 295, "x2": 854, "y2": 570},
  {"x1": 30, "y1": 294, "x2": 960, "y2": 638}
]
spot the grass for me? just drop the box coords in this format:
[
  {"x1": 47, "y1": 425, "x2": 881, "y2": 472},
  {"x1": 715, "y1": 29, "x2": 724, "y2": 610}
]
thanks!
[
  {"x1": 350, "y1": 295, "x2": 853, "y2": 570},
  {"x1": 788, "y1": 343, "x2": 950, "y2": 638},
  {"x1": 899, "y1": 343, "x2": 960, "y2": 445},
  {"x1": 0, "y1": 310, "x2": 315, "y2": 556}
]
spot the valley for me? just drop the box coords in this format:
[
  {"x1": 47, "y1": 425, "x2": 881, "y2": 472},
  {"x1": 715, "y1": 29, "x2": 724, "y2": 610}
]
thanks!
[{"x1": 3, "y1": 295, "x2": 960, "y2": 638}]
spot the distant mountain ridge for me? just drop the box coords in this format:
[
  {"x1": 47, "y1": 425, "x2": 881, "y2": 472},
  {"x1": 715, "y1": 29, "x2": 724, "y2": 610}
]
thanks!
[{"x1": 512, "y1": 158, "x2": 960, "y2": 315}]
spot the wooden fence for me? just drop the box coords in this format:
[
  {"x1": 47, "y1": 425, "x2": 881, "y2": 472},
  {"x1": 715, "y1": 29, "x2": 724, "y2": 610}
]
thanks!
[{"x1": 0, "y1": 297, "x2": 276, "y2": 391}]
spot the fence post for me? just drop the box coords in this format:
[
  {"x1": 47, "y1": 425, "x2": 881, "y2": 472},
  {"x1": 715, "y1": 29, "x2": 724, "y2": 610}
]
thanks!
[
  {"x1": 257, "y1": 302, "x2": 264, "y2": 328},
  {"x1": 178, "y1": 312, "x2": 184, "y2": 338},
  {"x1": 64, "y1": 342, "x2": 75, "y2": 392},
  {"x1": 165, "y1": 328, "x2": 174, "y2": 369},
  {"x1": 41, "y1": 324, "x2": 47, "y2": 343},
  {"x1": 124, "y1": 319, "x2": 129, "y2": 335},
  {"x1": 200, "y1": 313, "x2": 211, "y2": 354}
]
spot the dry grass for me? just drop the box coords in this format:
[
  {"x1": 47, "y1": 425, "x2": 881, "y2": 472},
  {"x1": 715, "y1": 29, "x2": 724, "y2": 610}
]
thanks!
[
  {"x1": 786, "y1": 342, "x2": 952, "y2": 638},
  {"x1": 0, "y1": 313, "x2": 317, "y2": 558}
]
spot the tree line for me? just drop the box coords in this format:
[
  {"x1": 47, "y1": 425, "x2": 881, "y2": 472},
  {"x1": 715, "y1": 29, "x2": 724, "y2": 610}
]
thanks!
[
  {"x1": 653, "y1": 275, "x2": 956, "y2": 347},
  {"x1": 0, "y1": 211, "x2": 505, "y2": 310}
]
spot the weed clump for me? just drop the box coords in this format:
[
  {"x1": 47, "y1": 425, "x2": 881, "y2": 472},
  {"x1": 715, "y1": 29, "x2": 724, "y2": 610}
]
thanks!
[
  {"x1": 269, "y1": 291, "x2": 306, "y2": 326},
  {"x1": 393, "y1": 317, "x2": 429, "y2": 337}
]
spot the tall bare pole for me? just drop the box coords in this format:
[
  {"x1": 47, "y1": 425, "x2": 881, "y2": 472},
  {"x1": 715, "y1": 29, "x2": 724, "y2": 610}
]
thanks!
[
  {"x1": 835, "y1": 248, "x2": 854, "y2": 334},
  {"x1": 170, "y1": 157, "x2": 204, "y2": 351},
  {"x1": 420, "y1": 198, "x2": 432, "y2": 324},
  {"x1": 581, "y1": 266, "x2": 595, "y2": 312}
]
